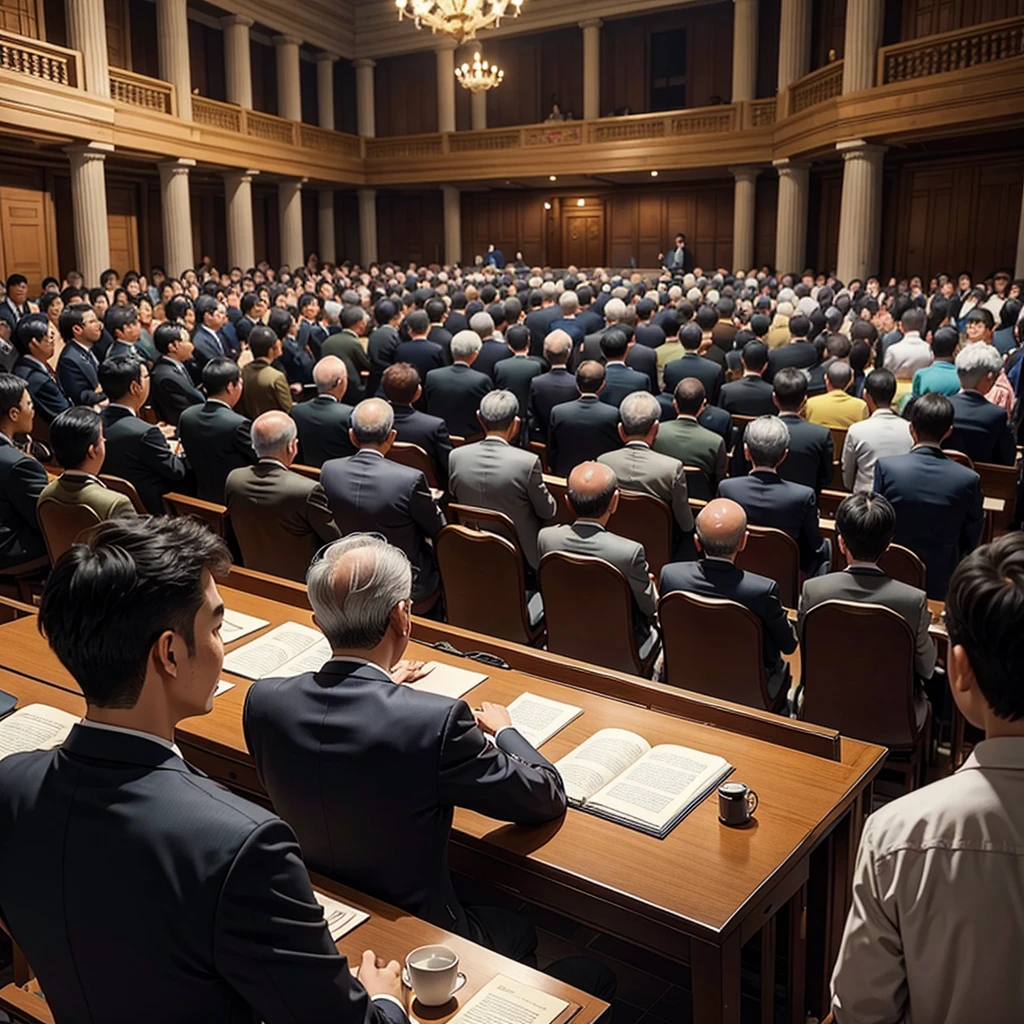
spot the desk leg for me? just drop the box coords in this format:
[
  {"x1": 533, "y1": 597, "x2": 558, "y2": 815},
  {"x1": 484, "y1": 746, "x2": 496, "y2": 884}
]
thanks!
[
  {"x1": 760, "y1": 915, "x2": 776, "y2": 1024},
  {"x1": 787, "y1": 884, "x2": 808, "y2": 1024},
  {"x1": 692, "y1": 931, "x2": 741, "y2": 1024}
]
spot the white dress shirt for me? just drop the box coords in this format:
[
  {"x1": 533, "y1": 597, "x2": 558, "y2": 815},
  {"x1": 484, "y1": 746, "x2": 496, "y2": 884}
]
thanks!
[
  {"x1": 831, "y1": 736, "x2": 1024, "y2": 1023},
  {"x1": 883, "y1": 332, "x2": 932, "y2": 378},
  {"x1": 841, "y1": 407, "x2": 913, "y2": 492}
]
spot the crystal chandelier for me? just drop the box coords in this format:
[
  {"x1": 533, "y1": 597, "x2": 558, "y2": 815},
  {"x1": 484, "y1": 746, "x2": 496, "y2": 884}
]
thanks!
[
  {"x1": 455, "y1": 52, "x2": 504, "y2": 92},
  {"x1": 395, "y1": 0, "x2": 523, "y2": 45}
]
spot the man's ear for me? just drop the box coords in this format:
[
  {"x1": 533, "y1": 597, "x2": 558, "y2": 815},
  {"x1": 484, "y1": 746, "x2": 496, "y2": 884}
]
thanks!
[{"x1": 152, "y1": 629, "x2": 180, "y2": 678}]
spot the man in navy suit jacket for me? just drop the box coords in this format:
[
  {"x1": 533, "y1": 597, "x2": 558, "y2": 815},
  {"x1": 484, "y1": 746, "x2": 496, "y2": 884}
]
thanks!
[
  {"x1": 56, "y1": 304, "x2": 105, "y2": 405},
  {"x1": 12, "y1": 314, "x2": 70, "y2": 424},
  {"x1": 468, "y1": 311, "x2": 511, "y2": 380},
  {"x1": 528, "y1": 330, "x2": 578, "y2": 441},
  {"x1": 943, "y1": 344, "x2": 1015, "y2": 465},
  {"x1": 383, "y1": 363, "x2": 453, "y2": 487},
  {"x1": 0, "y1": 517, "x2": 408, "y2": 1024},
  {"x1": 547, "y1": 361, "x2": 622, "y2": 477},
  {"x1": 874, "y1": 392, "x2": 985, "y2": 598},
  {"x1": 192, "y1": 295, "x2": 230, "y2": 371},
  {"x1": 424, "y1": 331, "x2": 494, "y2": 439},
  {"x1": 599, "y1": 329, "x2": 652, "y2": 408},
  {"x1": 719, "y1": 415, "x2": 830, "y2": 575},
  {"x1": 664, "y1": 324, "x2": 726, "y2": 405},
  {"x1": 394, "y1": 310, "x2": 446, "y2": 386},
  {"x1": 546, "y1": 291, "x2": 586, "y2": 350},
  {"x1": 717, "y1": 340, "x2": 776, "y2": 417}
]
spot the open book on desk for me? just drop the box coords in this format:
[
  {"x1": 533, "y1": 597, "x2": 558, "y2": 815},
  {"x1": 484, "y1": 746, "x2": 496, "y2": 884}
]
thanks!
[
  {"x1": 0, "y1": 705, "x2": 79, "y2": 761},
  {"x1": 507, "y1": 693, "x2": 583, "y2": 748},
  {"x1": 554, "y1": 728, "x2": 732, "y2": 838}
]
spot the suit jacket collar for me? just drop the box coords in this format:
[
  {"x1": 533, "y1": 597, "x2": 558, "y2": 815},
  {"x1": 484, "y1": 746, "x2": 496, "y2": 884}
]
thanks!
[
  {"x1": 911, "y1": 443, "x2": 947, "y2": 460},
  {"x1": 702, "y1": 556, "x2": 740, "y2": 576},
  {"x1": 60, "y1": 471, "x2": 105, "y2": 488},
  {"x1": 315, "y1": 659, "x2": 393, "y2": 685},
  {"x1": 104, "y1": 404, "x2": 135, "y2": 422},
  {"x1": 845, "y1": 563, "x2": 886, "y2": 576},
  {"x1": 62, "y1": 723, "x2": 196, "y2": 775}
]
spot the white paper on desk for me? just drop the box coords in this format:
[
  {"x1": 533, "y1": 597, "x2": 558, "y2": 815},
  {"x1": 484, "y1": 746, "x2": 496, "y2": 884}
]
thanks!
[
  {"x1": 408, "y1": 661, "x2": 487, "y2": 700},
  {"x1": 507, "y1": 693, "x2": 583, "y2": 748},
  {"x1": 220, "y1": 609, "x2": 270, "y2": 645},
  {"x1": 0, "y1": 705, "x2": 78, "y2": 761},
  {"x1": 313, "y1": 891, "x2": 369, "y2": 941},
  {"x1": 213, "y1": 680, "x2": 235, "y2": 698},
  {"x1": 449, "y1": 974, "x2": 569, "y2": 1024},
  {"x1": 221, "y1": 622, "x2": 326, "y2": 679}
]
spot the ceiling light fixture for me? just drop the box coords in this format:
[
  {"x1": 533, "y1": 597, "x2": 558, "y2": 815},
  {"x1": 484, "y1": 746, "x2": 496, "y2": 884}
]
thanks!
[
  {"x1": 543, "y1": 201, "x2": 552, "y2": 210},
  {"x1": 396, "y1": 0, "x2": 523, "y2": 45},
  {"x1": 576, "y1": 198, "x2": 585, "y2": 207},
  {"x1": 455, "y1": 52, "x2": 504, "y2": 92}
]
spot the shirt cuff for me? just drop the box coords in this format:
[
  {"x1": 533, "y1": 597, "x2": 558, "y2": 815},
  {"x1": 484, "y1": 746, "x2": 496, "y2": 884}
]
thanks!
[{"x1": 372, "y1": 993, "x2": 408, "y2": 1018}]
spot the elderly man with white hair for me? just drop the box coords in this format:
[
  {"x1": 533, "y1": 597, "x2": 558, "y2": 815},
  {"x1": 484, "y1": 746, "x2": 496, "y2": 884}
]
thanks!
[
  {"x1": 944, "y1": 343, "x2": 1016, "y2": 465},
  {"x1": 289, "y1": 354, "x2": 354, "y2": 467},
  {"x1": 225, "y1": 409, "x2": 340, "y2": 581},
  {"x1": 424, "y1": 329, "x2": 494, "y2": 438},
  {"x1": 547, "y1": 289, "x2": 585, "y2": 350},
  {"x1": 468, "y1": 310, "x2": 509, "y2": 379},
  {"x1": 320, "y1": 398, "x2": 446, "y2": 610}
]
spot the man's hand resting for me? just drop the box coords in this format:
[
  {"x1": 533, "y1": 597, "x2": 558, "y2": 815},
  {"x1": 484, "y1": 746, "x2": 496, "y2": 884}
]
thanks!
[
  {"x1": 357, "y1": 949, "x2": 404, "y2": 1004},
  {"x1": 473, "y1": 701, "x2": 512, "y2": 735}
]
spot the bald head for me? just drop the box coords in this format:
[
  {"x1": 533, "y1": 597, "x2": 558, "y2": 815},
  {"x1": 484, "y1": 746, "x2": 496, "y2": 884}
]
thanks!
[
  {"x1": 695, "y1": 499, "x2": 748, "y2": 559},
  {"x1": 251, "y1": 410, "x2": 297, "y2": 461},
  {"x1": 350, "y1": 397, "x2": 395, "y2": 449},
  {"x1": 567, "y1": 461, "x2": 618, "y2": 520},
  {"x1": 314, "y1": 355, "x2": 348, "y2": 396},
  {"x1": 544, "y1": 328, "x2": 573, "y2": 365}
]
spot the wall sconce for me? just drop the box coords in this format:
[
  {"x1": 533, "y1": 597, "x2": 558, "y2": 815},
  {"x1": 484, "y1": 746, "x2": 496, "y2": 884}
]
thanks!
[
  {"x1": 650, "y1": 170, "x2": 659, "y2": 177},
  {"x1": 544, "y1": 201, "x2": 552, "y2": 210},
  {"x1": 576, "y1": 198, "x2": 585, "y2": 207},
  {"x1": 549, "y1": 175, "x2": 557, "y2": 181}
]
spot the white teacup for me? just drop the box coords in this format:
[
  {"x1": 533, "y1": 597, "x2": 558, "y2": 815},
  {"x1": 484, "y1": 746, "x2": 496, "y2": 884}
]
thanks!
[{"x1": 405, "y1": 944, "x2": 460, "y2": 1006}]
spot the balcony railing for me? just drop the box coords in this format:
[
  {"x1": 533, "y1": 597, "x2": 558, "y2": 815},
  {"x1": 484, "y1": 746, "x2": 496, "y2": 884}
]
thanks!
[
  {"x1": 879, "y1": 14, "x2": 1024, "y2": 83},
  {"x1": 789, "y1": 60, "x2": 844, "y2": 113},
  {"x1": 109, "y1": 66, "x2": 175, "y2": 116},
  {"x1": 0, "y1": 29, "x2": 79, "y2": 87}
]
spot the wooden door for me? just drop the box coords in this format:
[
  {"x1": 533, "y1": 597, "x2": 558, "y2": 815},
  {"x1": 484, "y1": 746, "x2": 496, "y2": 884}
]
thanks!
[
  {"x1": 106, "y1": 183, "x2": 139, "y2": 274},
  {"x1": 0, "y1": 176, "x2": 58, "y2": 292},
  {"x1": 562, "y1": 206, "x2": 605, "y2": 268},
  {"x1": 0, "y1": 0, "x2": 43, "y2": 37}
]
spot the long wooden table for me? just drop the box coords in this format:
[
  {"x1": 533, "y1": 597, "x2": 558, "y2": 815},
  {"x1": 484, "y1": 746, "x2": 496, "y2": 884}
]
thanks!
[
  {"x1": 0, "y1": 591, "x2": 885, "y2": 1024},
  {"x1": 0, "y1": 670, "x2": 608, "y2": 1024}
]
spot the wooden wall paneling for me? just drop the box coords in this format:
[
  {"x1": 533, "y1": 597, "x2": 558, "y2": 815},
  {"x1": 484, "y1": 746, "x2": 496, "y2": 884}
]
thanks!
[
  {"x1": 336, "y1": 59, "x2": 358, "y2": 136},
  {"x1": 807, "y1": 166, "x2": 843, "y2": 276},
  {"x1": 753, "y1": 174, "x2": 778, "y2": 271},
  {"x1": 49, "y1": 171, "x2": 75, "y2": 280},
  {"x1": 0, "y1": 166, "x2": 59, "y2": 291},
  {"x1": 756, "y1": 0, "x2": 780, "y2": 100},
  {"x1": 0, "y1": 0, "x2": 43, "y2": 37},
  {"x1": 971, "y1": 161, "x2": 1023, "y2": 276},
  {"x1": 600, "y1": 19, "x2": 646, "y2": 116},
  {"x1": 607, "y1": 193, "x2": 638, "y2": 266},
  {"x1": 129, "y1": 0, "x2": 158, "y2": 78},
  {"x1": 41, "y1": 0, "x2": 63, "y2": 43},
  {"x1": 641, "y1": 192, "x2": 669, "y2": 268},
  {"x1": 106, "y1": 180, "x2": 140, "y2": 274},
  {"x1": 337, "y1": 192, "x2": 359, "y2": 266},
  {"x1": 105, "y1": 0, "x2": 130, "y2": 69},
  {"x1": 898, "y1": 0, "x2": 1024, "y2": 39},
  {"x1": 518, "y1": 196, "x2": 545, "y2": 267},
  {"x1": 190, "y1": 21, "x2": 225, "y2": 102},
  {"x1": 301, "y1": 188, "x2": 318, "y2": 262},
  {"x1": 375, "y1": 50, "x2": 438, "y2": 136},
  {"x1": 251, "y1": 38, "x2": 277, "y2": 115},
  {"x1": 376, "y1": 191, "x2": 444, "y2": 265},
  {"x1": 686, "y1": 3, "x2": 733, "y2": 107},
  {"x1": 811, "y1": 0, "x2": 847, "y2": 69},
  {"x1": 140, "y1": 177, "x2": 163, "y2": 273}
]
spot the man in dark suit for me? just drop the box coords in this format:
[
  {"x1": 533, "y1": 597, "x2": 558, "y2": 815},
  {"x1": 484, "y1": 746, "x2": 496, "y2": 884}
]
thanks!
[
  {"x1": 764, "y1": 315, "x2": 817, "y2": 383},
  {"x1": 444, "y1": 292, "x2": 470, "y2": 337},
  {"x1": 494, "y1": 324, "x2": 544, "y2": 437},
  {"x1": 600, "y1": 328, "x2": 653, "y2": 408},
  {"x1": 652, "y1": 378, "x2": 727, "y2": 498},
  {"x1": 383, "y1": 363, "x2": 453, "y2": 488},
  {"x1": 424, "y1": 330, "x2": 493, "y2": 439},
  {"x1": 425, "y1": 297, "x2": 453, "y2": 363},
  {"x1": 719, "y1": 414, "x2": 831, "y2": 576},
  {"x1": 150, "y1": 322, "x2": 205, "y2": 426},
  {"x1": 99, "y1": 355, "x2": 189, "y2": 514},
  {"x1": 546, "y1": 291, "x2": 586, "y2": 351},
  {"x1": 0, "y1": 374, "x2": 47, "y2": 569},
  {"x1": 320, "y1": 399, "x2": 445, "y2": 606},
  {"x1": 874, "y1": 393, "x2": 985, "y2": 599},
  {"x1": 524, "y1": 283, "x2": 561, "y2": 358},
  {"x1": 660, "y1": 232, "x2": 695, "y2": 274},
  {"x1": 660, "y1": 498, "x2": 797, "y2": 700},
  {"x1": 663, "y1": 323, "x2": 725, "y2": 405},
  {"x1": 191, "y1": 295, "x2": 230, "y2": 371},
  {"x1": 366, "y1": 299, "x2": 402, "y2": 398},
  {"x1": 394, "y1": 309, "x2": 446, "y2": 385},
  {"x1": 0, "y1": 516, "x2": 408, "y2": 1024},
  {"x1": 718, "y1": 340, "x2": 776, "y2": 416},
  {"x1": 0, "y1": 273, "x2": 29, "y2": 333},
  {"x1": 547, "y1": 361, "x2": 622, "y2": 477},
  {"x1": 290, "y1": 355, "x2": 355, "y2": 468},
  {"x1": 12, "y1": 314, "x2": 70, "y2": 424},
  {"x1": 56, "y1": 304, "x2": 105, "y2": 405},
  {"x1": 234, "y1": 291, "x2": 266, "y2": 345},
  {"x1": 633, "y1": 298, "x2": 665, "y2": 348},
  {"x1": 575, "y1": 285, "x2": 604, "y2": 336},
  {"x1": 710, "y1": 299, "x2": 738, "y2": 355},
  {"x1": 528, "y1": 329, "x2": 577, "y2": 442},
  {"x1": 944, "y1": 343, "x2": 1015, "y2": 465},
  {"x1": 225, "y1": 411, "x2": 340, "y2": 581},
  {"x1": 297, "y1": 293, "x2": 327, "y2": 361},
  {"x1": 105, "y1": 304, "x2": 147, "y2": 362},
  {"x1": 269, "y1": 307, "x2": 315, "y2": 389},
  {"x1": 468, "y1": 311, "x2": 510, "y2": 380},
  {"x1": 177, "y1": 357, "x2": 256, "y2": 503},
  {"x1": 322, "y1": 305, "x2": 371, "y2": 405}
]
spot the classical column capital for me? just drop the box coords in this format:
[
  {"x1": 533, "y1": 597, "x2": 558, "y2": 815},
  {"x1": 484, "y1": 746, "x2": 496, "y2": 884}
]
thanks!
[
  {"x1": 272, "y1": 34, "x2": 302, "y2": 47},
  {"x1": 224, "y1": 168, "x2": 260, "y2": 183},
  {"x1": 836, "y1": 138, "x2": 888, "y2": 160},
  {"x1": 64, "y1": 142, "x2": 114, "y2": 162},
  {"x1": 578, "y1": 18, "x2": 603, "y2": 30},
  {"x1": 354, "y1": 58, "x2": 377, "y2": 70},
  {"x1": 317, "y1": 50, "x2": 340, "y2": 63},
  {"x1": 220, "y1": 14, "x2": 253, "y2": 28},
  {"x1": 772, "y1": 157, "x2": 810, "y2": 176},
  {"x1": 728, "y1": 165, "x2": 762, "y2": 183},
  {"x1": 158, "y1": 157, "x2": 196, "y2": 177},
  {"x1": 280, "y1": 177, "x2": 307, "y2": 190},
  {"x1": 358, "y1": 188, "x2": 377, "y2": 200}
]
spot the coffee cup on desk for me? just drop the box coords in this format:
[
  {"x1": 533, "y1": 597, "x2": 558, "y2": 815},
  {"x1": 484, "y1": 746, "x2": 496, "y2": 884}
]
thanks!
[
  {"x1": 718, "y1": 782, "x2": 758, "y2": 826},
  {"x1": 405, "y1": 944, "x2": 461, "y2": 1006}
]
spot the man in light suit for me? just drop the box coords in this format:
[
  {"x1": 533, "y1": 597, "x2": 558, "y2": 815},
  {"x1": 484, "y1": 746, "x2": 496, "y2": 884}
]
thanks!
[
  {"x1": 424, "y1": 329, "x2": 493, "y2": 440},
  {"x1": 944, "y1": 343, "x2": 1015, "y2": 465},
  {"x1": 290, "y1": 355, "x2": 355, "y2": 468},
  {"x1": 874, "y1": 393, "x2": 985, "y2": 599},
  {"x1": 547, "y1": 361, "x2": 622, "y2": 477},
  {"x1": 449, "y1": 390, "x2": 557, "y2": 570},
  {"x1": 660, "y1": 498, "x2": 796, "y2": 700},
  {"x1": 528, "y1": 330, "x2": 576, "y2": 442},
  {"x1": 225, "y1": 411, "x2": 340, "y2": 582},
  {"x1": 320, "y1": 399, "x2": 445, "y2": 607},
  {"x1": 39, "y1": 406, "x2": 135, "y2": 520},
  {"x1": 538, "y1": 461, "x2": 658, "y2": 656},
  {"x1": 599, "y1": 329, "x2": 653, "y2": 408},
  {"x1": 99, "y1": 356, "x2": 189, "y2": 515},
  {"x1": 178, "y1": 358, "x2": 256, "y2": 503},
  {"x1": 0, "y1": 374, "x2": 48, "y2": 569},
  {"x1": 719, "y1": 415, "x2": 831, "y2": 576},
  {"x1": 651, "y1": 378, "x2": 727, "y2": 499},
  {"x1": 383, "y1": 363, "x2": 452, "y2": 488},
  {"x1": 56, "y1": 304, "x2": 105, "y2": 406},
  {"x1": 842, "y1": 368, "x2": 913, "y2": 493},
  {"x1": 0, "y1": 517, "x2": 408, "y2": 1024},
  {"x1": 598, "y1": 391, "x2": 694, "y2": 558},
  {"x1": 150, "y1": 322, "x2": 205, "y2": 426},
  {"x1": 12, "y1": 314, "x2": 70, "y2": 424}
]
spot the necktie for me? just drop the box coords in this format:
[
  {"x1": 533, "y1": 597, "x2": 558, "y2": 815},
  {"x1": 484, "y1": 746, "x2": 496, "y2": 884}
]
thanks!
[{"x1": 45, "y1": 362, "x2": 58, "y2": 382}]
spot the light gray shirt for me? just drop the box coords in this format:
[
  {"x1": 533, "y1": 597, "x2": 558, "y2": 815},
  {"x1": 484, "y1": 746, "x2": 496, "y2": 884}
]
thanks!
[
  {"x1": 841, "y1": 408, "x2": 913, "y2": 492},
  {"x1": 883, "y1": 332, "x2": 932, "y2": 378}
]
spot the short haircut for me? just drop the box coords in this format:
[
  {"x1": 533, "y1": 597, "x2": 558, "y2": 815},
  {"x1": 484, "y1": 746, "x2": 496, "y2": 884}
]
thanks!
[
  {"x1": 543, "y1": 332, "x2": 572, "y2": 363},
  {"x1": 50, "y1": 406, "x2": 102, "y2": 469},
  {"x1": 716, "y1": 297, "x2": 735, "y2": 319},
  {"x1": 956, "y1": 341, "x2": 1003, "y2": 387},
  {"x1": 451, "y1": 329, "x2": 482, "y2": 360},
  {"x1": 0, "y1": 374, "x2": 27, "y2": 420},
  {"x1": 836, "y1": 492, "x2": 895, "y2": 562},
  {"x1": 479, "y1": 389, "x2": 519, "y2": 431},
  {"x1": 194, "y1": 294, "x2": 219, "y2": 321},
  {"x1": 749, "y1": 314, "x2": 770, "y2": 338},
  {"x1": 966, "y1": 307, "x2": 995, "y2": 331},
  {"x1": 680, "y1": 323, "x2": 702, "y2": 350},
  {"x1": 59, "y1": 305, "x2": 92, "y2": 342},
  {"x1": 306, "y1": 534, "x2": 413, "y2": 649},
  {"x1": 864, "y1": 368, "x2": 896, "y2": 406},
  {"x1": 567, "y1": 470, "x2": 617, "y2": 519},
  {"x1": 425, "y1": 297, "x2": 446, "y2": 323},
  {"x1": 826, "y1": 333, "x2": 851, "y2": 360},
  {"x1": 406, "y1": 310, "x2": 429, "y2": 335},
  {"x1": 559, "y1": 290, "x2": 579, "y2": 314},
  {"x1": 695, "y1": 305, "x2": 718, "y2": 331},
  {"x1": 382, "y1": 362, "x2": 420, "y2": 405},
  {"x1": 267, "y1": 306, "x2": 293, "y2": 339},
  {"x1": 250, "y1": 412, "x2": 297, "y2": 457},
  {"x1": 772, "y1": 367, "x2": 809, "y2": 410},
  {"x1": 153, "y1": 321, "x2": 185, "y2": 355},
  {"x1": 618, "y1": 391, "x2": 660, "y2": 436},
  {"x1": 603, "y1": 298, "x2": 627, "y2": 322},
  {"x1": 742, "y1": 340, "x2": 768, "y2": 371},
  {"x1": 899, "y1": 306, "x2": 926, "y2": 333},
  {"x1": 910, "y1": 391, "x2": 954, "y2": 442},
  {"x1": 13, "y1": 314, "x2": 49, "y2": 355},
  {"x1": 506, "y1": 324, "x2": 530, "y2": 352},
  {"x1": 635, "y1": 298, "x2": 655, "y2": 320},
  {"x1": 164, "y1": 296, "x2": 191, "y2": 324},
  {"x1": 104, "y1": 304, "x2": 138, "y2": 338},
  {"x1": 745, "y1": 415, "x2": 789, "y2": 466},
  {"x1": 945, "y1": 532, "x2": 1024, "y2": 721},
  {"x1": 341, "y1": 305, "x2": 366, "y2": 329},
  {"x1": 5, "y1": 273, "x2": 27, "y2": 290},
  {"x1": 98, "y1": 355, "x2": 144, "y2": 401},
  {"x1": 826, "y1": 361, "x2": 854, "y2": 391},
  {"x1": 931, "y1": 326, "x2": 959, "y2": 359},
  {"x1": 374, "y1": 299, "x2": 397, "y2": 323},
  {"x1": 599, "y1": 328, "x2": 629, "y2": 360},
  {"x1": 202, "y1": 356, "x2": 240, "y2": 395},
  {"x1": 788, "y1": 314, "x2": 810, "y2": 338},
  {"x1": 469, "y1": 311, "x2": 495, "y2": 337},
  {"x1": 240, "y1": 292, "x2": 262, "y2": 315},
  {"x1": 576, "y1": 360, "x2": 605, "y2": 394},
  {"x1": 38, "y1": 517, "x2": 230, "y2": 708},
  {"x1": 350, "y1": 398, "x2": 395, "y2": 445},
  {"x1": 674, "y1": 377, "x2": 706, "y2": 415},
  {"x1": 696, "y1": 506, "x2": 747, "y2": 559},
  {"x1": 248, "y1": 324, "x2": 278, "y2": 359}
]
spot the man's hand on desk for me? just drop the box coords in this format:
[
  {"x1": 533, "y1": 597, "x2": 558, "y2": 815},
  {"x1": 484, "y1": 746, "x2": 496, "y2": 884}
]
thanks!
[
  {"x1": 356, "y1": 949, "x2": 405, "y2": 1004},
  {"x1": 473, "y1": 701, "x2": 512, "y2": 735},
  {"x1": 392, "y1": 659, "x2": 431, "y2": 684}
]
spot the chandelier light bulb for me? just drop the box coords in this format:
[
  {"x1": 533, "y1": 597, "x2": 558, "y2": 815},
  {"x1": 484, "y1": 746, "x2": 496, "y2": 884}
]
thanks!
[
  {"x1": 396, "y1": 0, "x2": 524, "y2": 45},
  {"x1": 454, "y1": 50, "x2": 504, "y2": 92}
]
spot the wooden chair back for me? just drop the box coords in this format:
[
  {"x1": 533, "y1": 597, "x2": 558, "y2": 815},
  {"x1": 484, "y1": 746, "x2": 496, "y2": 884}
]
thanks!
[
  {"x1": 290, "y1": 463, "x2": 321, "y2": 481},
  {"x1": 387, "y1": 441, "x2": 439, "y2": 490},
  {"x1": 801, "y1": 600, "x2": 919, "y2": 749},
  {"x1": 447, "y1": 503, "x2": 521, "y2": 552},
  {"x1": 99, "y1": 474, "x2": 148, "y2": 514},
  {"x1": 734, "y1": 525, "x2": 801, "y2": 608},
  {"x1": 977, "y1": 460, "x2": 1017, "y2": 534},
  {"x1": 729, "y1": 413, "x2": 755, "y2": 453},
  {"x1": 140, "y1": 405, "x2": 159, "y2": 425},
  {"x1": 36, "y1": 499, "x2": 101, "y2": 565},
  {"x1": 817, "y1": 488, "x2": 848, "y2": 518},
  {"x1": 878, "y1": 543, "x2": 926, "y2": 590},
  {"x1": 683, "y1": 465, "x2": 714, "y2": 502},
  {"x1": 436, "y1": 525, "x2": 542, "y2": 645},
  {"x1": 943, "y1": 448, "x2": 974, "y2": 470},
  {"x1": 161, "y1": 493, "x2": 228, "y2": 538},
  {"x1": 538, "y1": 551, "x2": 656, "y2": 677},
  {"x1": 609, "y1": 490, "x2": 673, "y2": 577},
  {"x1": 828, "y1": 427, "x2": 848, "y2": 459},
  {"x1": 528, "y1": 440, "x2": 549, "y2": 472}
]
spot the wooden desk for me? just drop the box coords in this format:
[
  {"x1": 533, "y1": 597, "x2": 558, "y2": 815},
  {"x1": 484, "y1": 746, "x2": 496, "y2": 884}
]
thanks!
[
  {"x1": 0, "y1": 670, "x2": 607, "y2": 1024},
  {"x1": 0, "y1": 595, "x2": 884, "y2": 1024}
]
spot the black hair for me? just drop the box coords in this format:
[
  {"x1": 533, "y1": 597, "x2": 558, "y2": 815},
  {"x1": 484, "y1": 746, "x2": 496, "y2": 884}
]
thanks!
[
  {"x1": 576, "y1": 360, "x2": 606, "y2": 394},
  {"x1": 695, "y1": 305, "x2": 718, "y2": 331},
  {"x1": 425, "y1": 297, "x2": 446, "y2": 323},
  {"x1": 59, "y1": 305, "x2": 93, "y2": 343},
  {"x1": 741, "y1": 340, "x2": 768, "y2": 371},
  {"x1": 910, "y1": 391, "x2": 954, "y2": 442},
  {"x1": 194, "y1": 294, "x2": 219, "y2": 321},
  {"x1": 506, "y1": 324, "x2": 530, "y2": 352},
  {"x1": 105, "y1": 303, "x2": 138, "y2": 338},
  {"x1": 788, "y1": 314, "x2": 810, "y2": 338},
  {"x1": 5, "y1": 274, "x2": 28, "y2": 290},
  {"x1": 202, "y1": 356, "x2": 240, "y2": 395},
  {"x1": 931, "y1": 326, "x2": 959, "y2": 359},
  {"x1": 267, "y1": 306, "x2": 294, "y2": 339},
  {"x1": 99, "y1": 355, "x2": 145, "y2": 401},
  {"x1": 240, "y1": 292, "x2": 262, "y2": 315},
  {"x1": 0, "y1": 374, "x2": 28, "y2": 420},
  {"x1": 341, "y1": 305, "x2": 365, "y2": 329},
  {"x1": 153, "y1": 321, "x2": 185, "y2": 356},
  {"x1": 680, "y1": 323, "x2": 702, "y2": 349},
  {"x1": 772, "y1": 367, "x2": 809, "y2": 409},
  {"x1": 248, "y1": 324, "x2": 278, "y2": 359},
  {"x1": 406, "y1": 310, "x2": 429, "y2": 335},
  {"x1": 835, "y1": 492, "x2": 895, "y2": 563},
  {"x1": 674, "y1": 377, "x2": 706, "y2": 415},
  {"x1": 164, "y1": 296, "x2": 191, "y2": 324},
  {"x1": 599, "y1": 328, "x2": 629, "y2": 360},
  {"x1": 13, "y1": 314, "x2": 49, "y2": 356},
  {"x1": 50, "y1": 406, "x2": 103, "y2": 469},
  {"x1": 864, "y1": 368, "x2": 896, "y2": 406}
]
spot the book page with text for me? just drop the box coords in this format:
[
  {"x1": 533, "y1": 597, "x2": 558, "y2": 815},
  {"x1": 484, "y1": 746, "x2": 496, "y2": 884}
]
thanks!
[
  {"x1": 221, "y1": 622, "x2": 323, "y2": 679},
  {"x1": 220, "y1": 609, "x2": 270, "y2": 645},
  {"x1": 449, "y1": 974, "x2": 569, "y2": 1024},
  {"x1": 553, "y1": 728, "x2": 650, "y2": 805},
  {"x1": 0, "y1": 705, "x2": 79, "y2": 761},
  {"x1": 507, "y1": 693, "x2": 583, "y2": 749},
  {"x1": 274, "y1": 635, "x2": 333, "y2": 677}
]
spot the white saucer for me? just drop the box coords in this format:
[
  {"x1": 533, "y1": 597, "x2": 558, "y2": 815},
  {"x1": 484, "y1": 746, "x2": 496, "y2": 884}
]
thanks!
[{"x1": 401, "y1": 967, "x2": 467, "y2": 1000}]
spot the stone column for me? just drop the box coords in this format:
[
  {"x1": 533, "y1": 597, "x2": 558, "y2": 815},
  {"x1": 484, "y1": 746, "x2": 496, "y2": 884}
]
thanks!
[
  {"x1": 580, "y1": 19, "x2": 602, "y2": 120},
  {"x1": 358, "y1": 188, "x2": 377, "y2": 265},
  {"x1": 158, "y1": 158, "x2": 195, "y2": 278},
  {"x1": 442, "y1": 185, "x2": 461, "y2": 265},
  {"x1": 319, "y1": 189, "x2": 336, "y2": 264},
  {"x1": 471, "y1": 89, "x2": 487, "y2": 131},
  {"x1": 156, "y1": 0, "x2": 192, "y2": 120},
  {"x1": 436, "y1": 40, "x2": 457, "y2": 133},
  {"x1": 65, "y1": 0, "x2": 109, "y2": 98},
  {"x1": 279, "y1": 179, "x2": 304, "y2": 269},
  {"x1": 355, "y1": 58, "x2": 376, "y2": 137},
  {"x1": 224, "y1": 170, "x2": 258, "y2": 270},
  {"x1": 835, "y1": 140, "x2": 887, "y2": 284},
  {"x1": 65, "y1": 143, "x2": 111, "y2": 286},
  {"x1": 729, "y1": 166, "x2": 760, "y2": 273},
  {"x1": 275, "y1": 35, "x2": 302, "y2": 122},
  {"x1": 773, "y1": 158, "x2": 810, "y2": 275},
  {"x1": 731, "y1": 0, "x2": 759, "y2": 102},
  {"x1": 842, "y1": 0, "x2": 883, "y2": 93},
  {"x1": 777, "y1": 0, "x2": 811, "y2": 93},
  {"x1": 317, "y1": 52, "x2": 337, "y2": 130},
  {"x1": 221, "y1": 15, "x2": 253, "y2": 109}
]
